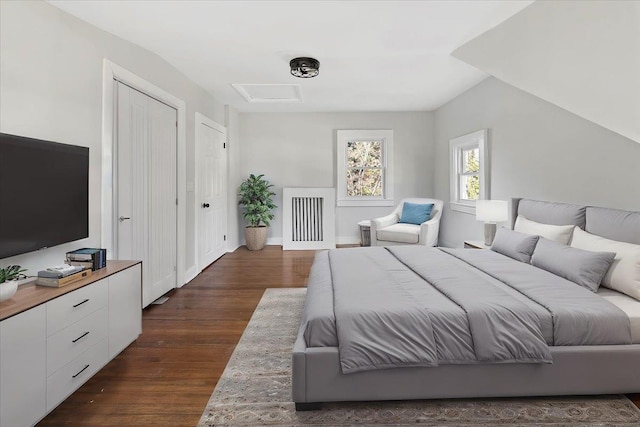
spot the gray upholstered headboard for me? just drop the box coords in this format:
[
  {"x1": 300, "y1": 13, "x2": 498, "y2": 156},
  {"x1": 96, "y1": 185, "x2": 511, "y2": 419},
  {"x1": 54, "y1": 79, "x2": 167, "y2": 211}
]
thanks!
[{"x1": 511, "y1": 198, "x2": 640, "y2": 245}]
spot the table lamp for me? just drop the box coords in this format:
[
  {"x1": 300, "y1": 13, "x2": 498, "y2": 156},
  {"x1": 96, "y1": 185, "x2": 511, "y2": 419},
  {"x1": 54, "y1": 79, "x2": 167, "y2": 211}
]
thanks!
[{"x1": 476, "y1": 200, "x2": 508, "y2": 246}]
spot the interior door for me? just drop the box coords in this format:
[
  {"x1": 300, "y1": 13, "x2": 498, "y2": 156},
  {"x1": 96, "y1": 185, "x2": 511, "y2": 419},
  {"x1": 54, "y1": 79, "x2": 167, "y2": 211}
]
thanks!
[
  {"x1": 147, "y1": 93, "x2": 177, "y2": 301},
  {"x1": 197, "y1": 115, "x2": 227, "y2": 270},
  {"x1": 116, "y1": 83, "x2": 146, "y2": 264},
  {"x1": 116, "y1": 81, "x2": 177, "y2": 307}
]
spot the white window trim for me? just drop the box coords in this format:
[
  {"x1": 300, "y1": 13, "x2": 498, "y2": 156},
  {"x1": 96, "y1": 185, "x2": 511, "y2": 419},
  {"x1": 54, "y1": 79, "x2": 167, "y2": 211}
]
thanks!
[
  {"x1": 336, "y1": 130, "x2": 394, "y2": 207},
  {"x1": 449, "y1": 129, "x2": 489, "y2": 215}
]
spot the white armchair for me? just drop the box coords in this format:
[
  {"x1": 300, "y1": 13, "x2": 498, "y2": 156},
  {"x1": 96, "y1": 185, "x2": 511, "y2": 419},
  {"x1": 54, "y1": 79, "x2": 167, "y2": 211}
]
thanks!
[{"x1": 371, "y1": 198, "x2": 443, "y2": 246}]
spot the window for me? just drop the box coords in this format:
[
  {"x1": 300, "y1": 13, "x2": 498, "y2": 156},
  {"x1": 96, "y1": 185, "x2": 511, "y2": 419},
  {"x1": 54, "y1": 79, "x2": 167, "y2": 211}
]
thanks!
[
  {"x1": 347, "y1": 140, "x2": 383, "y2": 196},
  {"x1": 337, "y1": 130, "x2": 394, "y2": 207},
  {"x1": 449, "y1": 129, "x2": 489, "y2": 214}
]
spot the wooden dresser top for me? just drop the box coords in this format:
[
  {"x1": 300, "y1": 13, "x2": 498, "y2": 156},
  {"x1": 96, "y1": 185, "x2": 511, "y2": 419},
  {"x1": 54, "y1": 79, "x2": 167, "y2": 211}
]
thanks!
[{"x1": 0, "y1": 260, "x2": 141, "y2": 321}]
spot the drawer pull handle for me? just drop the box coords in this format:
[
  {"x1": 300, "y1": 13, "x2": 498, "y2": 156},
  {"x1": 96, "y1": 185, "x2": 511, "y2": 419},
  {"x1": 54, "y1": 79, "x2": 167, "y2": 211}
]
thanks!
[
  {"x1": 72, "y1": 331, "x2": 90, "y2": 343},
  {"x1": 73, "y1": 299, "x2": 90, "y2": 308},
  {"x1": 72, "y1": 364, "x2": 90, "y2": 378}
]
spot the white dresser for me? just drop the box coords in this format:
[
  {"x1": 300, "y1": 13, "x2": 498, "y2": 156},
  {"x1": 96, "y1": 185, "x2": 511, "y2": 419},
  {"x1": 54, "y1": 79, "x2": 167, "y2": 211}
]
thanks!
[{"x1": 0, "y1": 261, "x2": 141, "y2": 427}]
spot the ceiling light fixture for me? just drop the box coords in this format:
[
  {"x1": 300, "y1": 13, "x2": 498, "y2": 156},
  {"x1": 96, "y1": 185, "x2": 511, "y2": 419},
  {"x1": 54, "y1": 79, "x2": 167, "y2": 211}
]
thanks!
[{"x1": 290, "y1": 57, "x2": 320, "y2": 78}]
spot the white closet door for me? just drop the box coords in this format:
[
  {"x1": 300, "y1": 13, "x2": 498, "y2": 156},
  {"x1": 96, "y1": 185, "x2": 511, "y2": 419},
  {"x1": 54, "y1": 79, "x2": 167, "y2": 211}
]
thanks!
[
  {"x1": 196, "y1": 115, "x2": 227, "y2": 270},
  {"x1": 147, "y1": 93, "x2": 177, "y2": 302},
  {"x1": 116, "y1": 84, "x2": 147, "y2": 263},
  {"x1": 116, "y1": 82, "x2": 177, "y2": 307}
]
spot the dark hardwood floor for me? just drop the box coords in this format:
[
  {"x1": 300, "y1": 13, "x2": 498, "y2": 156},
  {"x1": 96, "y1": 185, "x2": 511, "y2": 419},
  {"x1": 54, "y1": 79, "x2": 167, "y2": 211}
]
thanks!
[
  {"x1": 40, "y1": 246, "x2": 314, "y2": 426},
  {"x1": 39, "y1": 246, "x2": 640, "y2": 425}
]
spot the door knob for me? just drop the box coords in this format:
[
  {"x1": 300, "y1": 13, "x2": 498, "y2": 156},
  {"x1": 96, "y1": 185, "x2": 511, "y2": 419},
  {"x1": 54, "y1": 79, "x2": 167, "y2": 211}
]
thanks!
[
  {"x1": 119, "y1": 216, "x2": 131, "y2": 222},
  {"x1": 202, "y1": 203, "x2": 210, "y2": 208}
]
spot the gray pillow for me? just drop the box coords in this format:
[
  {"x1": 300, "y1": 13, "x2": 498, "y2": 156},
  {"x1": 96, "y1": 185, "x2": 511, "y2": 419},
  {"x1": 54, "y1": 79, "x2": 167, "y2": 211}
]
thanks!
[
  {"x1": 490, "y1": 228, "x2": 540, "y2": 263},
  {"x1": 531, "y1": 238, "x2": 616, "y2": 292}
]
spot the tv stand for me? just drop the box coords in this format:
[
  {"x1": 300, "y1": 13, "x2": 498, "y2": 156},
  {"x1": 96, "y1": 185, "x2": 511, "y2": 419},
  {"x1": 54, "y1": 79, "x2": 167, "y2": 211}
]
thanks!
[{"x1": 0, "y1": 260, "x2": 142, "y2": 427}]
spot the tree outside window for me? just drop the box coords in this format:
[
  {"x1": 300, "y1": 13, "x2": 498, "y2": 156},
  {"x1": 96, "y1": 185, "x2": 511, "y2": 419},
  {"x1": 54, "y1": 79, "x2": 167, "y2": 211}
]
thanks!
[
  {"x1": 346, "y1": 140, "x2": 383, "y2": 197},
  {"x1": 460, "y1": 147, "x2": 480, "y2": 200},
  {"x1": 337, "y1": 130, "x2": 394, "y2": 207}
]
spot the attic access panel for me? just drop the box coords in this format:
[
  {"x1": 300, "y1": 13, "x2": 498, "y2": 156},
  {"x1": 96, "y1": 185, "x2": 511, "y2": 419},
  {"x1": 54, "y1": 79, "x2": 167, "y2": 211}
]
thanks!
[{"x1": 231, "y1": 84, "x2": 302, "y2": 103}]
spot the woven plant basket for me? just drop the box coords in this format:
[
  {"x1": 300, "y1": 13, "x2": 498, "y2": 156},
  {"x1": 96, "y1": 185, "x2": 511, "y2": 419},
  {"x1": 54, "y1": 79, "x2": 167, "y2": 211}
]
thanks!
[{"x1": 245, "y1": 226, "x2": 268, "y2": 251}]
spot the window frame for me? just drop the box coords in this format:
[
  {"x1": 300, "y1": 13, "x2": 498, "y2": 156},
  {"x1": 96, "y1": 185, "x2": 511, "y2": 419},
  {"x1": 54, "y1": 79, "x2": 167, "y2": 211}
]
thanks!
[
  {"x1": 336, "y1": 130, "x2": 394, "y2": 207},
  {"x1": 449, "y1": 129, "x2": 489, "y2": 214}
]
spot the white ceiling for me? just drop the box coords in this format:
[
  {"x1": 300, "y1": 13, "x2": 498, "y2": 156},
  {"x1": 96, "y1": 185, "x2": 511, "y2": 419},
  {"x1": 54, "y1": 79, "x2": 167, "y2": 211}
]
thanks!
[{"x1": 47, "y1": 0, "x2": 533, "y2": 113}]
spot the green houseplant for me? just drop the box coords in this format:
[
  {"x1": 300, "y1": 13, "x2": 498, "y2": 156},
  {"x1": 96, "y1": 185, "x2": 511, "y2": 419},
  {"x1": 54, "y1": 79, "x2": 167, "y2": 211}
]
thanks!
[
  {"x1": 0, "y1": 265, "x2": 26, "y2": 302},
  {"x1": 238, "y1": 174, "x2": 277, "y2": 250}
]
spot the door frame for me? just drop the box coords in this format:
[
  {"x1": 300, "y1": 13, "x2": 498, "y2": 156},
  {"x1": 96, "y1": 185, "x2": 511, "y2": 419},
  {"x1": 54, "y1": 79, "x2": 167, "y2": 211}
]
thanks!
[
  {"x1": 101, "y1": 59, "x2": 188, "y2": 288},
  {"x1": 194, "y1": 112, "x2": 228, "y2": 277}
]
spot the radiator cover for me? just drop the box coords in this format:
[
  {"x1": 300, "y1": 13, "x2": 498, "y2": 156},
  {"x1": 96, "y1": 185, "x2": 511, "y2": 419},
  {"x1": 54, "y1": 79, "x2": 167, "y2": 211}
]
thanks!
[{"x1": 282, "y1": 188, "x2": 336, "y2": 250}]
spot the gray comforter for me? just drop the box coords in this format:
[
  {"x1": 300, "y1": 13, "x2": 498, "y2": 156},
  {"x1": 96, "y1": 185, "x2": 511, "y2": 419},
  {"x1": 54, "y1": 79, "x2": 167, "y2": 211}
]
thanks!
[{"x1": 300, "y1": 247, "x2": 631, "y2": 374}]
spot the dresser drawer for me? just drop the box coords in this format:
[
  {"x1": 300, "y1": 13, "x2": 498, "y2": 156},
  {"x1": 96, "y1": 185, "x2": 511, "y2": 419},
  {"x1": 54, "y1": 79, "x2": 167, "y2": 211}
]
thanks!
[
  {"x1": 47, "y1": 280, "x2": 107, "y2": 336},
  {"x1": 46, "y1": 339, "x2": 108, "y2": 412},
  {"x1": 47, "y1": 307, "x2": 108, "y2": 375}
]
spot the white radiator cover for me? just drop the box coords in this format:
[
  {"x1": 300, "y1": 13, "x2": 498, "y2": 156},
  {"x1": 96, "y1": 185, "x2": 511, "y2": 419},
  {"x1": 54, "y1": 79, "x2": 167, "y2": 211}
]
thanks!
[{"x1": 282, "y1": 188, "x2": 336, "y2": 250}]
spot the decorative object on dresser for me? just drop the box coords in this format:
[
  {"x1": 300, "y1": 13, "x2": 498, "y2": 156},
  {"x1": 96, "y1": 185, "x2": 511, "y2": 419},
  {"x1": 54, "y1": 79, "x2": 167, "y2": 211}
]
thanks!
[
  {"x1": 66, "y1": 248, "x2": 107, "y2": 271},
  {"x1": 36, "y1": 266, "x2": 92, "y2": 288},
  {"x1": 476, "y1": 199, "x2": 508, "y2": 245},
  {"x1": 0, "y1": 265, "x2": 26, "y2": 302},
  {"x1": 0, "y1": 261, "x2": 142, "y2": 427},
  {"x1": 238, "y1": 174, "x2": 277, "y2": 251}
]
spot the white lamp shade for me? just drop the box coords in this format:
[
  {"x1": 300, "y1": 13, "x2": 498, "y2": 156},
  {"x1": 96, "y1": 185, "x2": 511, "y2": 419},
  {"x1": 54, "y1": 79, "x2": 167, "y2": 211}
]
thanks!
[{"x1": 476, "y1": 200, "x2": 508, "y2": 222}]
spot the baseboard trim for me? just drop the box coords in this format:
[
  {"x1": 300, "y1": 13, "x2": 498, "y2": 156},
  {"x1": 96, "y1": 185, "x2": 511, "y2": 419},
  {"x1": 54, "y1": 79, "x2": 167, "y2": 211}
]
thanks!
[
  {"x1": 258, "y1": 236, "x2": 360, "y2": 247},
  {"x1": 266, "y1": 237, "x2": 283, "y2": 246},
  {"x1": 183, "y1": 265, "x2": 199, "y2": 286},
  {"x1": 237, "y1": 238, "x2": 283, "y2": 247},
  {"x1": 337, "y1": 236, "x2": 360, "y2": 245}
]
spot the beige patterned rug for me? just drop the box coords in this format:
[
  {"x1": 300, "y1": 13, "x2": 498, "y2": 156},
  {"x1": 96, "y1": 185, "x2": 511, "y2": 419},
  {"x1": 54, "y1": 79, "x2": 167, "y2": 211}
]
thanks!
[{"x1": 198, "y1": 288, "x2": 640, "y2": 426}]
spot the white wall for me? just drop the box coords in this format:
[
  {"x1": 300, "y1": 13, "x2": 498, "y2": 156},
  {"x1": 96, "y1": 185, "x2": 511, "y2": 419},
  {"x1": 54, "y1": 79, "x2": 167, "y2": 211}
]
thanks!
[
  {"x1": 224, "y1": 105, "x2": 243, "y2": 251},
  {"x1": 453, "y1": 0, "x2": 640, "y2": 143},
  {"x1": 239, "y1": 112, "x2": 434, "y2": 244},
  {"x1": 434, "y1": 77, "x2": 640, "y2": 248},
  {"x1": 0, "y1": 1, "x2": 222, "y2": 276}
]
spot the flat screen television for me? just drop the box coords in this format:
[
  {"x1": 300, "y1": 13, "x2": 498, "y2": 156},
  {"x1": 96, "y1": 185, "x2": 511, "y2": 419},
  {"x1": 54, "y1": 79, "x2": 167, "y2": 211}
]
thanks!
[{"x1": 0, "y1": 133, "x2": 89, "y2": 259}]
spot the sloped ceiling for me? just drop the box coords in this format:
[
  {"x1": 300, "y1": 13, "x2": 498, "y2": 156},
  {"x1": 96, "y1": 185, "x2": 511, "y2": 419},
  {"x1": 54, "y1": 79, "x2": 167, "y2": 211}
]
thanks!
[{"x1": 453, "y1": 0, "x2": 640, "y2": 143}]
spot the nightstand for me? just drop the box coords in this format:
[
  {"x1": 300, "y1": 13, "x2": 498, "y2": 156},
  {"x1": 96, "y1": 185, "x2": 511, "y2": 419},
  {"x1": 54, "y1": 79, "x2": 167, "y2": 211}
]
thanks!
[{"x1": 463, "y1": 240, "x2": 490, "y2": 249}]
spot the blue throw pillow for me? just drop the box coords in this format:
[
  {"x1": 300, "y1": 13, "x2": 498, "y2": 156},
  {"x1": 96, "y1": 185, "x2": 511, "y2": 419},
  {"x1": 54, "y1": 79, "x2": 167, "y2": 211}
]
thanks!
[{"x1": 399, "y1": 202, "x2": 434, "y2": 225}]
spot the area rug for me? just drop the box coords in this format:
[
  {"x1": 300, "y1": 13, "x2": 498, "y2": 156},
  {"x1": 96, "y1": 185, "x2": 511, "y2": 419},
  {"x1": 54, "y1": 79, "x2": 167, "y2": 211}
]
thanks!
[{"x1": 198, "y1": 288, "x2": 640, "y2": 426}]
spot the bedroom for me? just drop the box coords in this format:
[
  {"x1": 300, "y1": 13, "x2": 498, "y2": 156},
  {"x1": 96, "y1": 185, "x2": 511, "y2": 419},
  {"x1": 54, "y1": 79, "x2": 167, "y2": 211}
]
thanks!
[{"x1": 0, "y1": 0, "x2": 639, "y2": 426}]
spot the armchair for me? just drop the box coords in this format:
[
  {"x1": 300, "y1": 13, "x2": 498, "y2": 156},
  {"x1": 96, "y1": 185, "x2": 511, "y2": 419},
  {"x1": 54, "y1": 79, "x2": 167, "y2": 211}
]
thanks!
[{"x1": 371, "y1": 198, "x2": 443, "y2": 246}]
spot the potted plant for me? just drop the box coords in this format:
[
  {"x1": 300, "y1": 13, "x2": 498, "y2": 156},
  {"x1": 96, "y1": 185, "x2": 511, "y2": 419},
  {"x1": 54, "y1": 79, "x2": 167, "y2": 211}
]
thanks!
[
  {"x1": 0, "y1": 265, "x2": 26, "y2": 302},
  {"x1": 238, "y1": 174, "x2": 277, "y2": 251}
]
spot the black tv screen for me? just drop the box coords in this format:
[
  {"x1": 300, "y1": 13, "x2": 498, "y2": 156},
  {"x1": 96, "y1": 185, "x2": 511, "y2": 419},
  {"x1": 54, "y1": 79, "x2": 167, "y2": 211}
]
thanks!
[{"x1": 0, "y1": 133, "x2": 89, "y2": 259}]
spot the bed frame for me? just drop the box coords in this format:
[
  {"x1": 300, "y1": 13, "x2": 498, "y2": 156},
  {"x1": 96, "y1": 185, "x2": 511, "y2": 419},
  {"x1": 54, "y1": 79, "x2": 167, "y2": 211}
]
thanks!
[{"x1": 292, "y1": 198, "x2": 640, "y2": 410}]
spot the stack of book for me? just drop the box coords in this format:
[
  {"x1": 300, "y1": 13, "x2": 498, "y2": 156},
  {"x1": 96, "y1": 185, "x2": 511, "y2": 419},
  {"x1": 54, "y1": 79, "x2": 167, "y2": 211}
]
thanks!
[
  {"x1": 36, "y1": 265, "x2": 92, "y2": 288},
  {"x1": 66, "y1": 248, "x2": 107, "y2": 271}
]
